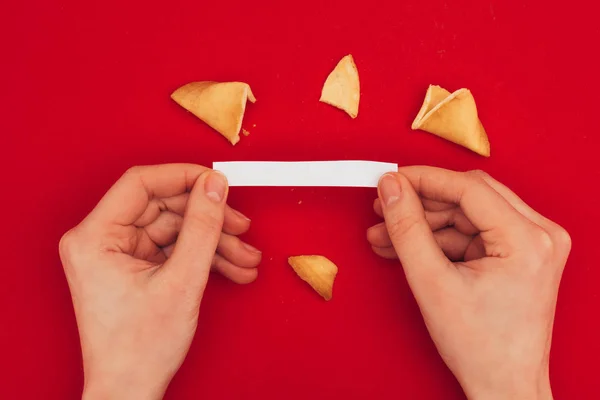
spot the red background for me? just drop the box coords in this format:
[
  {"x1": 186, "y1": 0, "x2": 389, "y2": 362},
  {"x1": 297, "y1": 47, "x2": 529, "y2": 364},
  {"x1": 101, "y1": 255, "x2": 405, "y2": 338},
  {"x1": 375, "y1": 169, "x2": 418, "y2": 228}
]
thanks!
[{"x1": 1, "y1": 0, "x2": 599, "y2": 398}]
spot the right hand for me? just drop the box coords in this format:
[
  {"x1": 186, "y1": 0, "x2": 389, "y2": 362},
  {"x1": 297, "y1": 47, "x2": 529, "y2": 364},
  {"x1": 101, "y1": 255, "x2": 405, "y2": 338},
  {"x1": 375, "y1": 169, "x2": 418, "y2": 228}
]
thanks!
[{"x1": 367, "y1": 167, "x2": 571, "y2": 400}]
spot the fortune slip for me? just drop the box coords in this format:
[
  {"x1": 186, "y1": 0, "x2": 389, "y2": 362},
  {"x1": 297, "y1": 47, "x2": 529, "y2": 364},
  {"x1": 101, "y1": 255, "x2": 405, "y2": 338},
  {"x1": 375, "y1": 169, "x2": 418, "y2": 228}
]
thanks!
[{"x1": 212, "y1": 161, "x2": 398, "y2": 187}]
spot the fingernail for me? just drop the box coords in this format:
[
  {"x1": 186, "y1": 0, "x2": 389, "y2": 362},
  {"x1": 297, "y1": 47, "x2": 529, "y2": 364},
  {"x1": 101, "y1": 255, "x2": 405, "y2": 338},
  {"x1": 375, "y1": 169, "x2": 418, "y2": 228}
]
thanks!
[
  {"x1": 205, "y1": 171, "x2": 228, "y2": 203},
  {"x1": 379, "y1": 173, "x2": 402, "y2": 206},
  {"x1": 242, "y1": 241, "x2": 262, "y2": 254},
  {"x1": 232, "y1": 208, "x2": 251, "y2": 221}
]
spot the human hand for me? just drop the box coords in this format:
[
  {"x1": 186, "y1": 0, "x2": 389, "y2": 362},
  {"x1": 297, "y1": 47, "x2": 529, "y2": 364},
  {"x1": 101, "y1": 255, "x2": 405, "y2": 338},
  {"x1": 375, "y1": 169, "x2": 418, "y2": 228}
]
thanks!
[
  {"x1": 367, "y1": 167, "x2": 571, "y2": 400},
  {"x1": 59, "y1": 164, "x2": 262, "y2": 399}
]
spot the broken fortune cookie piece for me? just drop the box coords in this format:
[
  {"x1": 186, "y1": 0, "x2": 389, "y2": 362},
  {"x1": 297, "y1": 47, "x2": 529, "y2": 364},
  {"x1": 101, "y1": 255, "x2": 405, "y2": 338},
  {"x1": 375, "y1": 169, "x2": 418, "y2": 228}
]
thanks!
[
  {"x1": 411, "y1": 85, "x2": 490, "y2": 157},
  {"x1": 171, "y1": 81, "x2": 256, "y2": 145},
  {"x1": 288, "y1": 255, "x2": 338, "y2": 301},
  {"x1": 320, "y1": 54, "x2": 360, "y2": 118}
]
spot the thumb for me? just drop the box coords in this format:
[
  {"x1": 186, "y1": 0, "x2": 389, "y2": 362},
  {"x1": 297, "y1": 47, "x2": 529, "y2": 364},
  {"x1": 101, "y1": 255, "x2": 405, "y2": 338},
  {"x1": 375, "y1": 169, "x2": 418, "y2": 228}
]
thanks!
[
  {"x1": 378, "y1": 173, "x2": 450, "y2": 287},
  {"x1": 165, "y1": 170, "x2": 228, "y2": 289}
]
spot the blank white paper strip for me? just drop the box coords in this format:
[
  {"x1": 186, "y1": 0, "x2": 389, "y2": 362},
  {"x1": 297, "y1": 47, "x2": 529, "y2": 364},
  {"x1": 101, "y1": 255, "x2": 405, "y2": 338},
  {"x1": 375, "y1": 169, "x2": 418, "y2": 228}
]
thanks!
[{"x1": 213, "y1": 161, "x2": 398, "y2": 187}]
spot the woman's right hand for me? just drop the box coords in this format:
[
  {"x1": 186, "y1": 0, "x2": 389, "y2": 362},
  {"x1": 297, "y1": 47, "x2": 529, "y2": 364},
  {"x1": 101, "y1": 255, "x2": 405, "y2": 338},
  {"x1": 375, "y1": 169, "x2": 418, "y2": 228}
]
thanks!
[{"x1": 367, "y1": 167, "x2": 571, "y2": 400}]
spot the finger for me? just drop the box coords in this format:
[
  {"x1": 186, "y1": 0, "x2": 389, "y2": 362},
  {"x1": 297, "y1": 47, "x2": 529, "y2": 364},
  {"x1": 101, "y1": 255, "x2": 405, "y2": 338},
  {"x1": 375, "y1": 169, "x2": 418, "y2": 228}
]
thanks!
[
  {"x1": 163, "y1": 241, "x2": 261, "y2": 280},
  {"x1": 398, "y1": 166, "x2": 529, "y2": 236},
  {"x1": 159, "y1": 193, "x2": 189, "y2": 215},
  {"x1": 222, "y1": 207, "x2": 252, "y2": 236},
  {"x1": 216, "y1": 233, "x2": 262, "y2": 269},
  {"x1": 472, "y1": 172, "x2": 571, "y2": 260},
  {"x1": 367, "y1": 222, "x2": 392, "y2": 248},
  {"x1": 426, "y1": 209, "x2": 478, "y2": 235},
  {"x1": 133, "y1": 193, "x2": 190, "y2": 227},
  {"x1": 368, "y1": 214, "x2": 476, "y2": 252},
  {"x1": 161, "y1": 194, "x2": 252, "y2": 235},
  {"x1": 371, "y1": 245, "x2": 398, "y2": 260},
  {"x1": 130, "y1": 230, "x2": 168, "y2": 263},
  {"x1": 475, "y1": 171, "x2": 550, "y2": 229},
  {"x1": 163, "y1": 170, "x2": 228, "y2": 288},
  {"x1": 374, "y1": 197, "x2": 455, "y2": 218},
  {"x1": 90, "y1": 164, "x2": 208, "y2": 226},
  {"x1": 143, "y1": 211, "x2": 183, "y2": 247},
  {"x1": 211, "y1": 254, "x2": 258, "y2": 284},
  {"x1": 373, "y1": 198, "x2": 383, "y2": 218},
  {"x1": 422, "y1": 199, "x2": 456, "y2": 212},
  {"x1": 433, "y1": 228, "x2": 475, "y2": 261},
  {"x1": 135, "y1": 193, "x2": 251, "y2": 236},
  {"x1": 378, "y1": 173, "x2": 451, "y2": 287},
  {"x1": 138, "y1": 209, "x2": 252, "y2": 257}
]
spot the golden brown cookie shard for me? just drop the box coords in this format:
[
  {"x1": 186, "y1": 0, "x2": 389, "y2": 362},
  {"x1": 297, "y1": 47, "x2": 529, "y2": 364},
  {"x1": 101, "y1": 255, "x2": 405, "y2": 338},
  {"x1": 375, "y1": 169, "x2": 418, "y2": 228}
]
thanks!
[
  {"x1": 288, "y1": 255, "x2": 338, "y2": 301},
  {"x1": 411, "y1": 85, "x2": 490, "y2": 157},
  {"x1": 319, "y1": 55, "x2": 360, "y2": 118},
  {"x1": 171, "y1": 81, "x2": 256, "y2": 145}
]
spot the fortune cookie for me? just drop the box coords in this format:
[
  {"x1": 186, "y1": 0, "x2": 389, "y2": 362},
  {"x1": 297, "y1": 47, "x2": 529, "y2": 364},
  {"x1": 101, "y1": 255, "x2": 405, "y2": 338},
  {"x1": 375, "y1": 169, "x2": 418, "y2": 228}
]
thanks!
[
  {"x1": 412, "y1": 85, "x2": 490, "y2": 157},
  {"x1": 171, "y1": 81, "x2": 256, "y2": 145},
  {"x1": 320, "y1": 55, "x2": 360, "y2": 118},
  {"x1": 288, "y1": 255, "x2": 338, "y2": 301}
]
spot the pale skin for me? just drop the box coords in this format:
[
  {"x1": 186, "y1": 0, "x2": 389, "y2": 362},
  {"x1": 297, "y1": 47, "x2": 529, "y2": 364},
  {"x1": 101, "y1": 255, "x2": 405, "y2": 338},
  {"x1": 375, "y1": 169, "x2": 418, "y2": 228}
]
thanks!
[{"x1": 59, "y1": 164, "x2": 571, "y2": 399}]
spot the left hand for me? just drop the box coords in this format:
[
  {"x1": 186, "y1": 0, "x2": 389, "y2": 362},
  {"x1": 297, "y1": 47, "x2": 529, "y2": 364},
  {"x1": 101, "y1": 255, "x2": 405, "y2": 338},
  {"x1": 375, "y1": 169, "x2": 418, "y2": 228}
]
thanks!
[{"x1": 59, "y1": 164, "x2": 262, "y2": 399}]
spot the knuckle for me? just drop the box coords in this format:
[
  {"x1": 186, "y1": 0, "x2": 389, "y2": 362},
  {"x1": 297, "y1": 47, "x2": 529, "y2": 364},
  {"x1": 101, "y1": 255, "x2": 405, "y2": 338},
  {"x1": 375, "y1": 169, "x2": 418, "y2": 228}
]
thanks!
[
  {"x1": 124, "y1": 165, "x2": 143, "y2": 176},
  {"x1": 552, "y1": 225, "x2": 572, "y2": 255},
  {"x1": 465, "y1": 173, "x2": 487, "y2": 189},
  {"x1": 123, "y1": 165, "x2": 146, "y2": 182},
  {"x1": 527, "y1": 226, "x2": 554, "y2": 266},
  {"x1": 58, "y1": 228, "x2": 79, "y2": 265},
  {"x1": 522, "y1": 223, "x2": 571, "y2": 274},
  {"x1": 162, "y1": 213, "x2": 182, "y2": 231},
  {"x1": 534, "y1": 227, "x2": 554, "y2": 252},
  {"x1": 467, "y1": 169, "x2": 491, "y2": 181}
]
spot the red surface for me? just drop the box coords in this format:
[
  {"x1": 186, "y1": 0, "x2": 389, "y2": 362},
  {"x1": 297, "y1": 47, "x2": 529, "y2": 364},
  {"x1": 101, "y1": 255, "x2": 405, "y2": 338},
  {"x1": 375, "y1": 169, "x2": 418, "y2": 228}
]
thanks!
[{"x1": 1, "y1": 0, "x2": 599, "y2": 398}]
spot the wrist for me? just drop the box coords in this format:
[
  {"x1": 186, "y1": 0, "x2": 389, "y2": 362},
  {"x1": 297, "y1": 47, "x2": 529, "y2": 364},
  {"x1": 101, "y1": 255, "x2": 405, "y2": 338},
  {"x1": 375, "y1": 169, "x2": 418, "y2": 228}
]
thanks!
[
  {"x1": 462, "y1": 369, "x2": 553, "y2": 400},
  {"x1": 82, "y1": 372, "x2": 167, "y2": 400}
]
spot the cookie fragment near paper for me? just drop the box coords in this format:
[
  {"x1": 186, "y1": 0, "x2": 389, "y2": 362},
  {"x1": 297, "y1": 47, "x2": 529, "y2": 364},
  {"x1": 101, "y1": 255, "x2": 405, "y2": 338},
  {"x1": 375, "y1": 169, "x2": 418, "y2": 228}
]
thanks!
[
  {"x1": 288, "y1": 255, "x2": 338, "y2": 301},
  {"x1": 320, "y1": 55, "x2": 360, "y2": 118},
  {"x1": 411, "y1": 85, "x2": 490, "y2": 157},
  {"x1": 171, "y1": 81, "x2": 256, "y2": 145}
]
